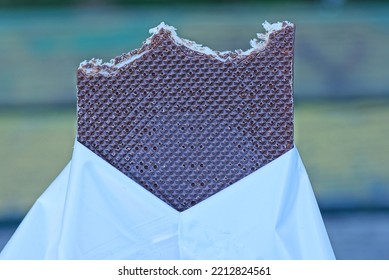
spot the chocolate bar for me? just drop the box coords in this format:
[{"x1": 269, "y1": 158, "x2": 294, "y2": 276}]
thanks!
[{"x1": 77, "y1": 22, "x2": 294, "y2": 211}]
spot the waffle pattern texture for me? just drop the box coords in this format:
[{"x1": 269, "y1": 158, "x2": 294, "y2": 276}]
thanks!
[{"x1": 77, "y1": 22, "x2": 295, "y2": 211}]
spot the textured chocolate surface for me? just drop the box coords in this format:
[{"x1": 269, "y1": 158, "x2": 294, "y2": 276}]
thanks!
[{"x1": 77, "y1": 22, "x2": 295, "y2": 211}]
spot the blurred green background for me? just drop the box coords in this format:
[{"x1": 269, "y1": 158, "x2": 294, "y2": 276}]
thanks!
[{"x1": 0, "y1": 0, "x2": 389, "y2": 258}]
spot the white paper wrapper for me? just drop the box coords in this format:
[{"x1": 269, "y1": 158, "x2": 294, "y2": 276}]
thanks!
[{"x1": 0, "y1": 141, "x2": 334, "y2": 259}]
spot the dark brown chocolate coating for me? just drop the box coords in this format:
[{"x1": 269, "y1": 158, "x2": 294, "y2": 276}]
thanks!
[{"x1": 77, "y1": 23, "x2": 294, "y2": 211}]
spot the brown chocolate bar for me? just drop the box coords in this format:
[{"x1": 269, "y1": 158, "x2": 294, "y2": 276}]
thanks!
[{"x1": 77, "y1": 22, "x2": 294, "y2": 211}]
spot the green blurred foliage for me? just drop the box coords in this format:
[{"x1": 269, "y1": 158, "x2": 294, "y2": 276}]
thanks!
[
  {"x1": 0, "y1": 0, "x2": 76, "y2": 8},
  {"x1": 1, "y1": 100, "x2": 389, "y2": 217},
  {"x1": 0, "y1": 0, "x2": 305, "y2": 8},
  {"x1": 1, "y1": 0, "x2": 388, "y2": 8},
  {"x1": 0, "y1": 0, "x2": 388, "y2": 9}
]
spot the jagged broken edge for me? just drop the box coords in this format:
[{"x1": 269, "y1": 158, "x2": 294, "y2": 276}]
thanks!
[{"x1": 78, "y1": 21, "x2": 294, "y2": 76}]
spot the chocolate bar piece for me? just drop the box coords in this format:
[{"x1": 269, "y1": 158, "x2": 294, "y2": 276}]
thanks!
[{"x1": 77, "y1": 22, "x2": 294, "y2": 211}]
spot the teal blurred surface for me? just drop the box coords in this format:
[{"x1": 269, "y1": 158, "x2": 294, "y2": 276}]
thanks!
[{"x1": 1, "y1": 4, "x2": 389, "y2": 106}]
